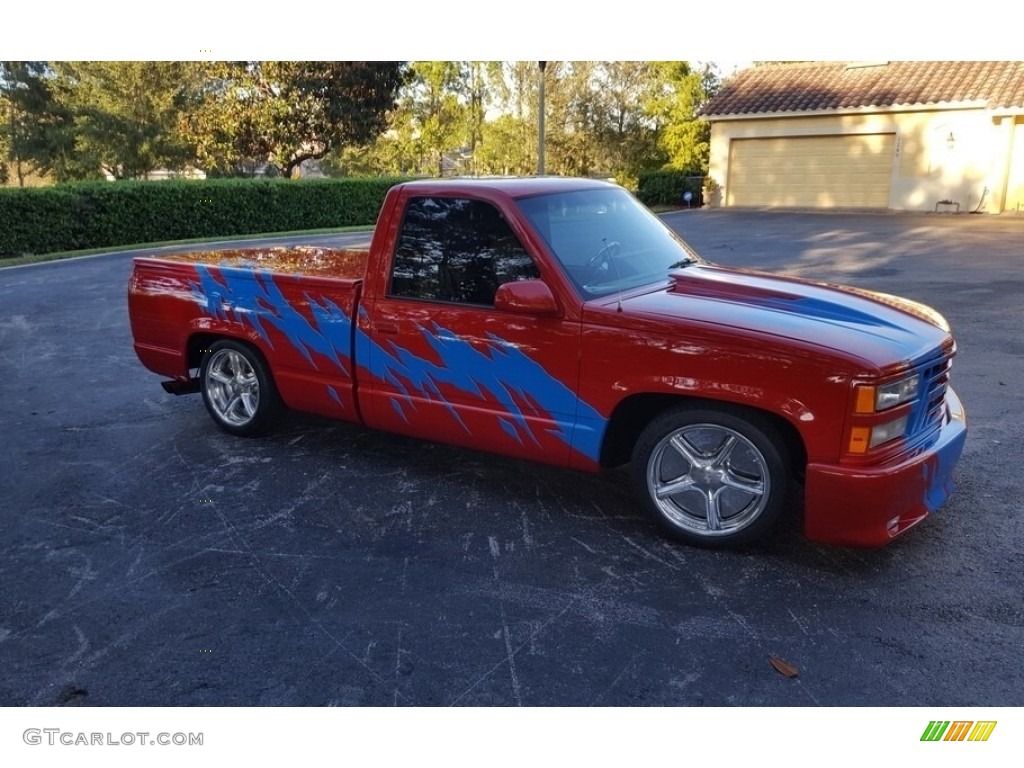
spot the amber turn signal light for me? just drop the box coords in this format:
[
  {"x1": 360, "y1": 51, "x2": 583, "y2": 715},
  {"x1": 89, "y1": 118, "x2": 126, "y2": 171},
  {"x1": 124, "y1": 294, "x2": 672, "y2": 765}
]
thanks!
[
  {"x1": 854, "y1": 385, "x2": 876, "y2": 414},
  {"x1": 848, "y1": 426, "x2": 871, "y2": 454}
]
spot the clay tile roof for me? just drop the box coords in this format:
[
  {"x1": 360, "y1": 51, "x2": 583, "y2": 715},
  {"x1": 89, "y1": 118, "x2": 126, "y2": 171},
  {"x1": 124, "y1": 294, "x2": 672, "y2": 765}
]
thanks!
[{"x1": 702, "y1": 61, "x2": 1024, "y2": 117}]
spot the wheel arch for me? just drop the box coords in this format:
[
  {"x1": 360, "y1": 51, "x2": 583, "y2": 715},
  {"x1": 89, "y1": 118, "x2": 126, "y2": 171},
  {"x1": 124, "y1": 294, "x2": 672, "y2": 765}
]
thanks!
[
  {"x1": 600, "y1": 393, "x2": 807, "y2": 476},
  {"x1": 186, "y1": 331, "x2": 274, "y2": 377}
]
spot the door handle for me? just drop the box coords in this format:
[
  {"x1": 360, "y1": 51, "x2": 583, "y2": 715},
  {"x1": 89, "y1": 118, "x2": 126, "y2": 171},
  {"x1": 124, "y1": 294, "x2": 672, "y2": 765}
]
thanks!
[{"x1": 376, "y1": 322, "x2": 399, "y2": 336}]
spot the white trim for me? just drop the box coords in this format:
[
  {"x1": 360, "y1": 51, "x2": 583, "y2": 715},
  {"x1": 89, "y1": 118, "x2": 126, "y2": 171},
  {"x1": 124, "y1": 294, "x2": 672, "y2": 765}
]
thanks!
[{"x1": 705, "y1": 101, "x2": 992, "y2": 122}]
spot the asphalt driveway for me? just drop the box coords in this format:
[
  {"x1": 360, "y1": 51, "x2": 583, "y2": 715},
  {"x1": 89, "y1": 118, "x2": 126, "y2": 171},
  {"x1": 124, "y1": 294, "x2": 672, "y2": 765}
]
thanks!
[{"x1": 0, "y1": 211, "x2": 1021, "y2": 706}]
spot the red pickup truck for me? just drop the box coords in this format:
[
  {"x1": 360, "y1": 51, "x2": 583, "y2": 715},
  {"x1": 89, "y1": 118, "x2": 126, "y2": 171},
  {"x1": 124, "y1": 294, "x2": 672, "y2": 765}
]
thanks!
[{"x1": 129, "y1": 177, "x2": 967, "y2": 548}]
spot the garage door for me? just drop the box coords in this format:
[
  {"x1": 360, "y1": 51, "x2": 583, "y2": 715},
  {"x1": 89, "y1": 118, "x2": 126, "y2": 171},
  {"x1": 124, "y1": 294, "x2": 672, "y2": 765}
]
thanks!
[
  {"x1": 1005, "y1": 118, "x2": 1024, "y2": 213},
  {"x1": 727, "y1": 134, "x2": 895, "y2": 208}
]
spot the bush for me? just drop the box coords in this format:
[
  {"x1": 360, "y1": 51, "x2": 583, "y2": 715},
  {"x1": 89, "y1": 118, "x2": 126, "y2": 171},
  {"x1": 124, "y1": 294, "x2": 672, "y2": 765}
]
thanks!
[
  {"x1": 0, "y1": 176, "x2": 411, "y2": 255},
  {"x1": 636, "y1": 170, "x2": 705, "y2": 208}
]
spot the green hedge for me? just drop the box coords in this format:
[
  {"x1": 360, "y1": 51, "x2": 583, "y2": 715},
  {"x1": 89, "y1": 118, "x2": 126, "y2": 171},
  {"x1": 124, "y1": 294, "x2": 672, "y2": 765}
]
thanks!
[
  {"x1": 0, "y1": 177, "x2": 411, "y2": 256},
  {"x1": 636, "y1": 170, "x2": 705, "y2": 208}
]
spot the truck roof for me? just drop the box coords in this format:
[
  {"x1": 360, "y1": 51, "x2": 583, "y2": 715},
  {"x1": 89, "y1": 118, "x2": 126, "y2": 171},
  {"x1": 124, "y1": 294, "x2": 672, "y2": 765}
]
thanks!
[{"x1": 397, "y1": 176, "x2": 617, "y2": 199}]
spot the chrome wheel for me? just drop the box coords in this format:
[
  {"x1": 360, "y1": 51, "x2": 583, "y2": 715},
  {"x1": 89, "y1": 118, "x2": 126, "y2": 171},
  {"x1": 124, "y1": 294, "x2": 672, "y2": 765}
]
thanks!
[
  {"x1": 632, "y1": 406, "x2": 790, "y2": 548},
  {"x1": 647, "y1": 424, "x2": 769, "y2": 537},
  {"x1": 205, "y1": 348, "x2": 260, "y2": 426},
  {"x1": 199, "y1": 340, "x2": 282, "y2": 436}
]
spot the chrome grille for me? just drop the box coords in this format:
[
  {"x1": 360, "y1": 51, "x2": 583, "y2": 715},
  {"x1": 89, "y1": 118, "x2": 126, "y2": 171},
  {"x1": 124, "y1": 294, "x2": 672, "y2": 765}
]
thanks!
[{"x1": 909, "y1": 354, "x2": 951, "y2": 438}]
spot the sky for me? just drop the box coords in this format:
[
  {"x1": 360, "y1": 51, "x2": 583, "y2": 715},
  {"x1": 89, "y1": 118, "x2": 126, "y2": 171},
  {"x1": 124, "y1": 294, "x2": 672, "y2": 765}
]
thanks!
[{"x1": 6, "y1": 1, "x2": 1019, "y2": 60}]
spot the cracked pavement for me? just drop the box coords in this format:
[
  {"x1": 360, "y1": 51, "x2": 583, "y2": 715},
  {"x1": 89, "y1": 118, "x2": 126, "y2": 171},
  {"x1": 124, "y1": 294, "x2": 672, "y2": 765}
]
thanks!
[{"x1": 0, "y1": 213, "x2": 1021, "y2": 706}]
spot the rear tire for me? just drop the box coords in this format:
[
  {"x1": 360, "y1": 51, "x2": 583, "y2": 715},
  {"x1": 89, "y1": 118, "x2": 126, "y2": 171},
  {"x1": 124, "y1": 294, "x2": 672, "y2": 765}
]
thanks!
[
  {"x1": 631, "y1": 404, "x2": 790, "y2": 548},
  {"x1": 199, "y1": 339, "x2": 282, "y2": 437}
]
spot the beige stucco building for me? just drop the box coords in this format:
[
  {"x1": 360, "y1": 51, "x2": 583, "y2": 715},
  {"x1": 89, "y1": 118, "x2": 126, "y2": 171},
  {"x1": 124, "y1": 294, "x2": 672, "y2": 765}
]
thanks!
[{"x1": 702, "y1": 61, "x2": 1024, "y2": 213}]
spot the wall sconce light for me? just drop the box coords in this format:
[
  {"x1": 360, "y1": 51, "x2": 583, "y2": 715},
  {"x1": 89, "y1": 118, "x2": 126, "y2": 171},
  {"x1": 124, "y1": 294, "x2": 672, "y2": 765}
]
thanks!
[{"x1": 947, "y1": 131, "x2": 956, "y2": 151}]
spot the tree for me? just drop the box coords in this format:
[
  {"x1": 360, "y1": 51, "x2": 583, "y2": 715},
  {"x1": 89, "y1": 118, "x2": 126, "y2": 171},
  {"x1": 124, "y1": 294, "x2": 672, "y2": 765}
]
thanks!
[
  {"x1": 1, "y1": 62, "x2": 204, "y2": 182},
  {"x1": 461, "y1": 61, "x2": 504, "y2": 175},
  {"x1": 543, "y1": 61, "x2": 601, "y2": 177},
  {"x1": 324, "y1": 60, "x2": 717, "y2": 184},
  {"x1": 474, "y1": 62, "x2": 538, "y2": 176},
  {"x1": 50, "y1": 62, "x2": 204, "y2": 179},
  {"x1": 323, "y1": 61, "x2": 510, "y2": 178},
  {"x1": 0, "y1": 87, "x2": 9, "y2": 184},
  {"x1": 404, "y1": 61, "x2": 470, "y2": 176},
  {"x1": 189, "y1": 62, "x2": 406, "y2": 178},
  {"x1": 476, "y1": 114, "x2": 535, "y2": 176},
  {"x1": 0, "y1": 61, "x2": 84, "y2": 184},
  {"x1": 644, "y1": 61, "x2": 721, "y2": 173},
  {"x1": 589, "y1": 61, "x2": 665, "y2": 184}
]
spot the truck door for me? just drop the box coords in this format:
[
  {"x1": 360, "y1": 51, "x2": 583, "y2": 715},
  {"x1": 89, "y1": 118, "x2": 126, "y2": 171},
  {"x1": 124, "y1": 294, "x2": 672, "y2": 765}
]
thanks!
[{"x1": 358, "y1": 195, "x2": 588, "y2": 468}]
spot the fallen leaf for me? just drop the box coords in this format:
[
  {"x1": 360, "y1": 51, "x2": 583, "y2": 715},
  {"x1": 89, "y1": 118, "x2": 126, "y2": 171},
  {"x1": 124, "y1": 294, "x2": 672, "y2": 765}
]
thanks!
[{"x1": 769, "y1": 655, "x2": 799, "y2": 678}]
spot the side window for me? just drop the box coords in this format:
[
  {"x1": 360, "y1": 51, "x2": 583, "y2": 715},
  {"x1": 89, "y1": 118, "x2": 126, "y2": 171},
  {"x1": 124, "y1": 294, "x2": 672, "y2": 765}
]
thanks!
[{"x1": 389, "y1": 196, "x2": 541, "y2": 306}]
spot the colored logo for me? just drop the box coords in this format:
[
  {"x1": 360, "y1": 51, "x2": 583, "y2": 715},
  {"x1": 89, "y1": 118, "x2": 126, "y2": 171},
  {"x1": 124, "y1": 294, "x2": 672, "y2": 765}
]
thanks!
[{"x1": 920, "y1": 720, "x2": 997, "y2": 742}]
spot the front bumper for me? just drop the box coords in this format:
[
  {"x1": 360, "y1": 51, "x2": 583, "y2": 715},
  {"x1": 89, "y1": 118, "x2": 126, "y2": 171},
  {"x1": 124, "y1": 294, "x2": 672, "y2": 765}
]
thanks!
[{"x1": 804, "y1": 387, "x2": 967, "y2": 547}]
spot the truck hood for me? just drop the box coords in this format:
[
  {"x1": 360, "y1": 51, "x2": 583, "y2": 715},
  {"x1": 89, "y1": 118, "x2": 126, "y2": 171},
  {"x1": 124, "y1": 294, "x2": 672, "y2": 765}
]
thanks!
[{"x1": 603, "y1": 265, "x2": 951, "y2": 369}]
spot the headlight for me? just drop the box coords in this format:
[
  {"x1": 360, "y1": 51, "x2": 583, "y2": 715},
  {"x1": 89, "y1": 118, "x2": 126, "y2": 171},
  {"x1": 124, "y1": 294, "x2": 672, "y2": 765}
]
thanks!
[
  {"x1": 875, "y1": 375, "x2": 919, "y2": 410},
  {"x1": 848, "y1": 372, "x2": 918, "y2": 454},
  {"x1": 854, "y1": 374, "x2": 920, "y2": 413}
]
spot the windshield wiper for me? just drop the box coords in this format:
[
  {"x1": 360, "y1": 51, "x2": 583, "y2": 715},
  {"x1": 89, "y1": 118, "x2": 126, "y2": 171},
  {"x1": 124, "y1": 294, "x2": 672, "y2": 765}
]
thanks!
[{"x1": 668, "y1": 258, "x2": 697, "y2": 270}]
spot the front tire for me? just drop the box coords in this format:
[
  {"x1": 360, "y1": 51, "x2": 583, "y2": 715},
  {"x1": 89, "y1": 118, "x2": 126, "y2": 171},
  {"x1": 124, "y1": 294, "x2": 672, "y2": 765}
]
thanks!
[
  {"x1": 199, "y1": 339, "x2": 282, "y2": 437},
  {"x1": 631, "y1": 404, "x2": 790, "y2": 548}
]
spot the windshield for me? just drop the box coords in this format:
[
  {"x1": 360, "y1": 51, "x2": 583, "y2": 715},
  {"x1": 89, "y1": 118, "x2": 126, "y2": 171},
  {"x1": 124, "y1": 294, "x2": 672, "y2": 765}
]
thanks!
[{"x1": 516, "y1": 187, "x2": 702, "y2": 299}]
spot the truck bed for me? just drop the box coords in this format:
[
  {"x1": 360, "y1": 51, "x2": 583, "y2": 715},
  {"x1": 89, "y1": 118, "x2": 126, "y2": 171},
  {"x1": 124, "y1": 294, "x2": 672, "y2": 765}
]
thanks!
[
  {"x1": 159, "y1": 245, "x2": 369, "y2": 280},
  {"x1": 130, "y1": 245, "x2": 368, "y2": 424}
]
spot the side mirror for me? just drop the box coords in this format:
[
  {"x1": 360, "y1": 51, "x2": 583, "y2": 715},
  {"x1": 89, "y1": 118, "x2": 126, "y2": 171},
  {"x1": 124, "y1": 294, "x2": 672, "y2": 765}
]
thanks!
[{"x1": 494, "y1": 279, "x2": 560, "y2": 316}]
